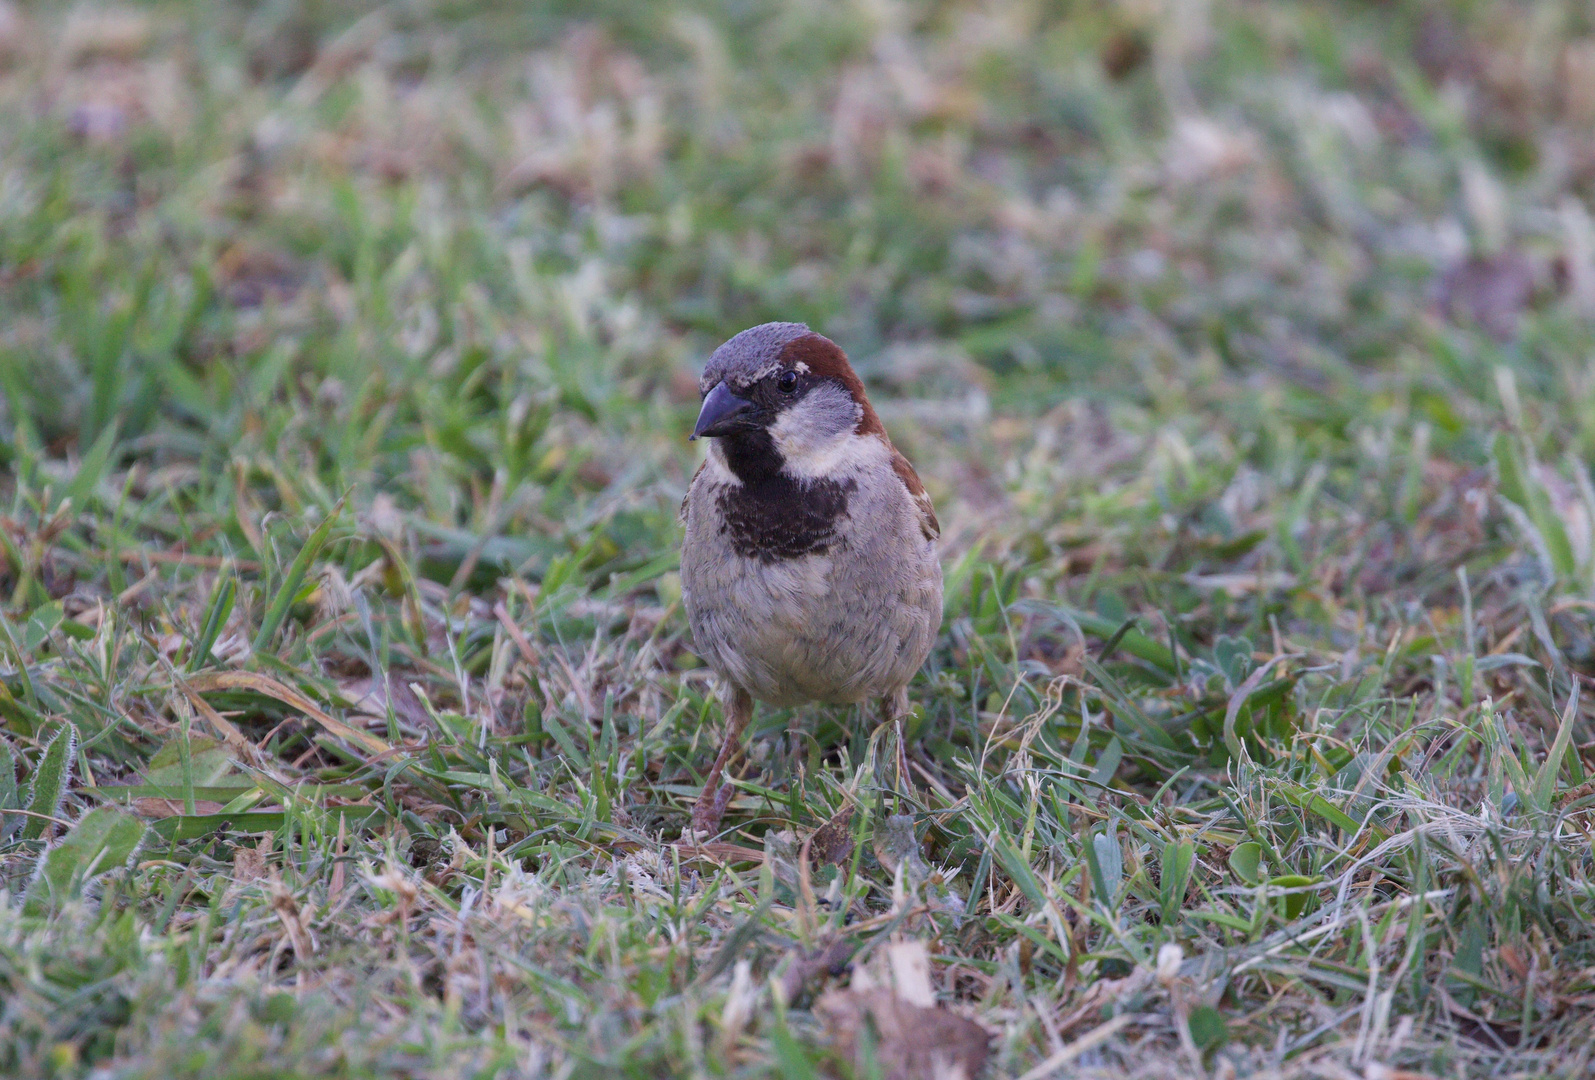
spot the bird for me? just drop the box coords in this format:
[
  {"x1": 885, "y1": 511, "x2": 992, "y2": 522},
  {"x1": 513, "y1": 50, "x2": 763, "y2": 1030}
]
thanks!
[{"x1": 678, "y1": 322, "x2": 943, "y2": 840}]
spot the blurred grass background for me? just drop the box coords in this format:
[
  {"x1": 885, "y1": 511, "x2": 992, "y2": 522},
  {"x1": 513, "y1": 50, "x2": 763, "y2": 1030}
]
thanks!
[{"x1": 4, "y1": 0, "x2": 1595, "y2": 1076}]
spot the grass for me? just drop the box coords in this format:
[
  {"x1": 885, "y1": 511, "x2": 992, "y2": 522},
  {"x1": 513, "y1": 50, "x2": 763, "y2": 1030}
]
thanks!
[{"x1": 2, "y1": 0, "x2": 1595, "y2": 1075}]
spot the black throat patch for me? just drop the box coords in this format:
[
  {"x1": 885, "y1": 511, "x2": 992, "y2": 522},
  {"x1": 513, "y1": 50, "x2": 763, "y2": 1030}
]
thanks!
[{"x1": 714, "y1": 430, "x2": 855, "y2": 562}]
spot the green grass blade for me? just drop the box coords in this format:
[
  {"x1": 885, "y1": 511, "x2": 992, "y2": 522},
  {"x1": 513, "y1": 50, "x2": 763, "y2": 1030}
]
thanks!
[
  {"x1": 64, "y1": 417, "x2": 120, "y2": 506},
  {"x1": 187, "y1": 571, "x2": 236, "y2": 673},
  {"x1": 0, "y1": 739, "x2": 16, "y2": 809},
  {"x1": 1531, "y1": 685, "x2": 1579, "y2": 812},
  {"x1": 252, "y1": 499, "x2": 344, "y2": 655}
]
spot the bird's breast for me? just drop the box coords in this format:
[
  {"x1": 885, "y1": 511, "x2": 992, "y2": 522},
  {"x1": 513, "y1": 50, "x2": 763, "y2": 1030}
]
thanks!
[
  {"x1": 714, "y1": 472, "x2": 856, "y2": 563},
  {"x1": 681, "y1": 465, "x2": 942, "y2": 706}
]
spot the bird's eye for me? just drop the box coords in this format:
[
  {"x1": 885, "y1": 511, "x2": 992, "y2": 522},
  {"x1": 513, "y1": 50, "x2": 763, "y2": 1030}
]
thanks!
[{"x1": 777, "y1": 371, "x2": 799, "y2": 394}]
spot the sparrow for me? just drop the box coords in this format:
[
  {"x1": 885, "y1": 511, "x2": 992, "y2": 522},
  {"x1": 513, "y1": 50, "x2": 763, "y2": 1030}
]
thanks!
[{"x1": 679, "y1": 322, "x2": 943, "y2": 839}]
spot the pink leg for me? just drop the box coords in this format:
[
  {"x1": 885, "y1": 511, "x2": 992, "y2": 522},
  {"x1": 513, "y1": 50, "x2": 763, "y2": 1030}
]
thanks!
[
  {"x1": 882, "y1": 687, "x2": 911, "y2": 793},
  {"x1": 690, "y1": 687, "x2": 753, "y2": 839}
]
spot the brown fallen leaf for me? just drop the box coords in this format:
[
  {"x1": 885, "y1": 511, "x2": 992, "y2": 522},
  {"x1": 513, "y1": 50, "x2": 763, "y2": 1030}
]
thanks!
[
  {"x1": 667, "y1": 840, "x2": 766, "y2": 865},
  {"x1": 171, "y1": 670, "x2": 275, "y2": 770},
  {"x1": 808, "y1": 804, "x2": 855, "y2": 868},
  {"x1": 132, "y1": 797, "x2": 225, "y2": 818},
  {"x1": 269, "y1": 871, "x2": 314, "y2": 959},
  {"x1": 817, "y1": 940, "x2": 991, "y2": 1080},
  {"x1": 187, "y1": 670, "x2": 390, "y2": 756},
  {"x1": 234, "y1": 833, "x2": 273, "y2": 884},
  {"x1": 1436, "y1": 249, "x2": 1538, "y2": 342},
  {"x1": 778, "y1": 936, "x2": 856, "y2": 1004},
  {"x1": 817, "y1": 988, "x2": 991, "y2": 1080},
  {"x1": 1100, "y1": 30, "x2": 1150, "y2": 81}
]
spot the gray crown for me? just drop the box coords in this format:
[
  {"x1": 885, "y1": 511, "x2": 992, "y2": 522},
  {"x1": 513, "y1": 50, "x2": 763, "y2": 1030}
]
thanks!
[{"x1": 701, "y1": 322, "x2": 812, "y2": 391}]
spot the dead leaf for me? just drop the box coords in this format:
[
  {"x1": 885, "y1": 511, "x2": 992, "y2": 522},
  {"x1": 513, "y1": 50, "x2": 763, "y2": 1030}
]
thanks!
[
  {"x1": 816, "y1": 940, "x2": 990, "y2": 1080},
  {"x1": 1436, "y1": 249, "x2": 1538, "y2": 342},
  {"x1": 214, "y1": 244, "x2": 307, "y2": 309},
  {"x1": 808, "y1": 804, "x2": 855, "y2": 868},
  {"x1": 233, "y1": 833, "x2": 272, "y2": 884},
  {"x1": 872, "y1": 813, "x2": 927, "y2": 884},
  {"x1": 817, "y1": 987, "x2": 990, "y2": 1080},
  {"x1": 1101, "y1": 30, "x2": 1149, "y2": 80},
  {"x1": 173, "y1": 672, "x2": 270, "y2": 765},
  {"x1": 718, "y1": 959, "x2": 758, "y2": 1052},
  {"x1": 132, "y1": 797, "x2": 225, "y2": 818},
  {"x1": 340, "y1": 672, "x2": 430, "y2": 733},
  {"x1": 778, "y1": 936, "x2": 856, "y2": 1003},
  {"x1": 669, "y1": 840, "x2": 765, "y2": 865},
  {"x1": 187, "y1": 670, "x2": 390, "y2": 756},
  {"x1": 63, "y1": 7, "x2": 150, "y2": 64},
  {"x1": 269, "y1": 871, "x2": 314, "y2": 959}
]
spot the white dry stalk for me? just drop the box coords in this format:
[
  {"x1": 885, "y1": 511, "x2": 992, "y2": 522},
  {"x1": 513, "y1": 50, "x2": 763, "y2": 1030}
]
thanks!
[
  {"x1": 716, "y1": 959, "x2": 757, "y2": 1047},
  {"x1": 886, "y1": 939, "x2": 935, "y2": 1007}
]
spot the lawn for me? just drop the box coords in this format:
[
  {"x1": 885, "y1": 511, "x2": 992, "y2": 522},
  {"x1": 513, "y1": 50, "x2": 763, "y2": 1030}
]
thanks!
[{"x1": 2, "y1": 0, "x2": 1594, "y2": 1076}]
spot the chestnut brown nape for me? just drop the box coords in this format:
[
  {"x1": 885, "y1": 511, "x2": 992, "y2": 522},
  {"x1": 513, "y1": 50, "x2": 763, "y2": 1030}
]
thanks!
[{"x1": 777, "y1": 333, "x2": 884, "y2": 437}]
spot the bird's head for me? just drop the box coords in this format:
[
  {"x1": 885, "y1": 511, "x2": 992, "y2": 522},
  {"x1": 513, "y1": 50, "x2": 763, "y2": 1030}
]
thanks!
[{"x1": 691, "y1": 323, "x2": 884, "y2": 479}]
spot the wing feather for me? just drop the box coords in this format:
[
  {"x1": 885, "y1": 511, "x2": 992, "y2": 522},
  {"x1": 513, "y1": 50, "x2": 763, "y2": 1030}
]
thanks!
[{"x1": 888, "y1": 449, "x2": 940, "y2": 541}]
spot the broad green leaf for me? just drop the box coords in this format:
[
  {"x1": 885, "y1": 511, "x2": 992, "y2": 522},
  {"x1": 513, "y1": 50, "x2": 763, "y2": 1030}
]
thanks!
[
  {"x1": 146, "y1": 735, "x2": 234, "y2": 787},
  {"x1": 1187, "y1": 909, "x2": 1254, "y2": 932},
  {"x1": 25, "y1": 806, "x2": 148, "y2": 915},
  {"x1": 1213, "y1": 635, "x2": 1253, "y2": 687},
  {"x1": 108, "y1": 782, "x2": 363, "y2": 803},
  {"x1": 1279, "y1": 784, "x2": 1360, "y2": 833},
  {"x1": 1228, "y1": 842, "x2": 1261, "y2": 885},
  {"x1": 769, "y1": 1019, "x2": 818, "y2": 1080},
  {"x1": 987, "y1": 825, "x2": 1057, "y2": 922},
  {"x1": 540, "y1": 709, "x2": 589, "y2": 770},
  {"x1": 21, "y1": 601, "x2": 63, "y2": 655},
  {"x1": 1493, "y1": 431, "x2": 1529, "y2": 507},
  {"x1": 188, "y1": 571, "x2": 237, "y2": 672},
  {"x1": 148, "y1": 805, "x2": 384, "y2": 842},
  {"x1": 1088, "y1": 737, "x2": 1123, "y2": 790},
  {"x1": 1268, "y1": 874, "x2": 1320, "y2": 920},
  {"x1": 1493, "y1": 432, "x2": 1578, "y2": 577},
  {"x1": 1160, "y1": 839, "x2": 1195, "y2": 922},
  {"x1": 21, "y1": 723, "x2": 76, "y2": 841},
  {"x1": 1091, "y1": 829, "x2": 1123, "y2": 904},
  {"x1": 1187, "y1": 1005, "x2": 1228, "y2": 1051},
  {"x1": 0, "y1": 739, "x2": 16, "y2": 809},
  {"x1": 0, "y1": 739, "x2": 17, "y2": 842},
  {"x1": 109, "y1": 784, "x2": 258, "y2": 802},
  {"x1": 1483, "y1": 702, "x2": 1532, "y2": 806}
]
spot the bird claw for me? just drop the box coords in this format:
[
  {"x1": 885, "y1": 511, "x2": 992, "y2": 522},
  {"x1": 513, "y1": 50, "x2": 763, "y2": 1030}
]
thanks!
[{"x1": 688, "y1": 781, "x2": 736, "y2": 843}]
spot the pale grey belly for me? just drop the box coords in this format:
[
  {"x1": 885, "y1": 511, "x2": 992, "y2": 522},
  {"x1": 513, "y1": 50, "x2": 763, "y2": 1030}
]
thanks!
[{"x1": 682, "y1": 534, "x2": 942, "y2": 707}]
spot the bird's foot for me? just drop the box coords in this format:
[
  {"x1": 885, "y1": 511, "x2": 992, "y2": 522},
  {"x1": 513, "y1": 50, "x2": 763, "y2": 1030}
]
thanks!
[{"x1": 687, "y1": 782, "x2": 735, "y2": 844}]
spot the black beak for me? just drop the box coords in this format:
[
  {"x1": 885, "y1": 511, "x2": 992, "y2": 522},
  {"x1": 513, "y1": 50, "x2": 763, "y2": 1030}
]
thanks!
[{"x1": 690, "y1": 381, "x2": 755, "y2": 440}]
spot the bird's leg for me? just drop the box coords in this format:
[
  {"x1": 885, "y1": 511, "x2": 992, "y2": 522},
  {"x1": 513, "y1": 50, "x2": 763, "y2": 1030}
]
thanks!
[
  {"x1": 690, "y1": 686, "x2": 753, "y2": 842},
  {"x1": 881, "y1": 687, "x2": 912, "y2": 797}
]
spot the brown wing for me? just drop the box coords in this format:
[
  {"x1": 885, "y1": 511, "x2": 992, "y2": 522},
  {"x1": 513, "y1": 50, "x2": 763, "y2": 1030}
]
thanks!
[{"x1": 889, "y1": 450, "x2": 940, "y2": 541}]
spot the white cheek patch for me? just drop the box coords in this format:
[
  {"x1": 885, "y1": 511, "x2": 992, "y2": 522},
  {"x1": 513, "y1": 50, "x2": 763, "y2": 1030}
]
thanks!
[
  {"x1": 767, "y1": 384, "x2": 859, "y2": 473},
  {"x1": 781, "y1": 430, "x2": 890, "y2": 481},
  {"x1": 771, "y1": 391, "x2": 890, "y2": 480}
]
